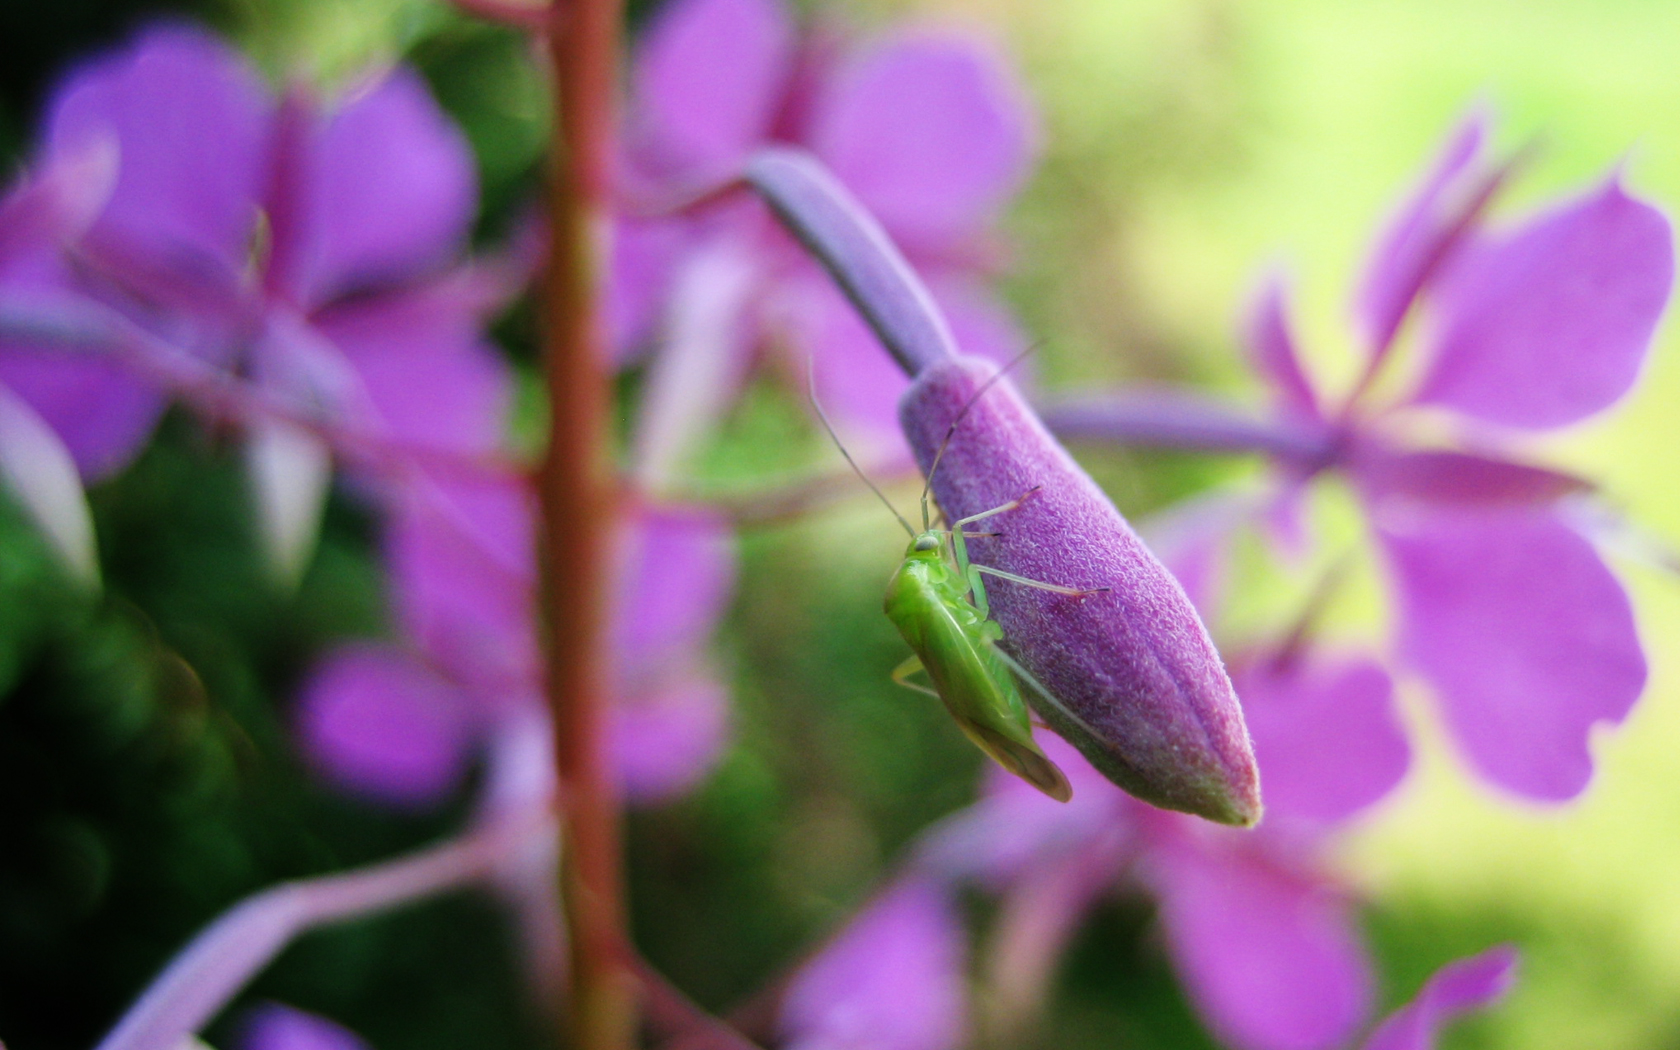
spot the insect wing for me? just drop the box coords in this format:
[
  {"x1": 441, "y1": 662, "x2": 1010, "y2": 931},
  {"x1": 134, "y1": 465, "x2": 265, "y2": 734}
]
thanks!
[{"x1": 886, "y1": 558, "x2": 1071, "y2": 802}]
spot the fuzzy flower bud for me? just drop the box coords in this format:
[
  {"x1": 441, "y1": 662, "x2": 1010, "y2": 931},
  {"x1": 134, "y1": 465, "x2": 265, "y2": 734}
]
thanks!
[{"x1": 900, "y1": 357, "x2": 1260, "y2": 825}]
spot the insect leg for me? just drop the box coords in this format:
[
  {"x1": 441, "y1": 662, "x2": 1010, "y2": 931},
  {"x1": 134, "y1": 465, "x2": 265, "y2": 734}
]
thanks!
[
  {"x1": 974, "y1": 564, "x2": 1110, "y2": 598},
  {"x1": 950, "y1": 485, "x2": 1045, "y2": 531},
  {"x1": 989, "y1": 644, "x2": 1106, "y2": 744},
  {"x1": 891, "y1": 654, "x2": 940, "y2": 698}
]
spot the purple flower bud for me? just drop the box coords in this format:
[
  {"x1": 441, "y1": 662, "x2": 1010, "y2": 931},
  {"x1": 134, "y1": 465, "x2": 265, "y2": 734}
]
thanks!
[{"x1": 900, "y1": 356, "x2": 1260, "y2": 825}]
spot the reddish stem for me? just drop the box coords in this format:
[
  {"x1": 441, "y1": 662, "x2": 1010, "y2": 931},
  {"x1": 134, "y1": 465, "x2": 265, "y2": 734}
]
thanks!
[{"x1": 539, "y1": 0, "x2": 633, "y2": 1046}]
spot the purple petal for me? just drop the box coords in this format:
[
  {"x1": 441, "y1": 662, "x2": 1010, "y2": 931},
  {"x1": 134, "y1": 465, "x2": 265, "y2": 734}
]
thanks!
[
  {"x1": 612, "y1": 668, "x2": 730, "y2": 804},
  {"x1": 1360, "y1": 946, "x2": 1518, "y2": 1050},
  {"x1": 628, "y1": 236, "x2": 760, "y2": 489},
  {"x1": 809, "y1": 33, "x2": 1036, "y2": 251},
  {"x1": 919, "y1": 736, "x2": 1128, "y2": 886},
  {"x1": 387, "y1": 474, "x2": 539, "y2": 693},
  {"x1": 1413, "y1": 177, "x2": 1673, "y2": 428},
  {"x1": 239, "y1": 1004, "x2": 370, "y2": 1050},
  {"x1": 780, "y1": 877, "x2": 967, "y2": 1050},
  {"x1": 0, "y1": 380, "x2": 99, "y2": 584},
  {"x1": 611, "y1": 502, "x2": 736, "y2": 665},
  {"x1": 1353, "y1": 445, "x2": 1592, "y2": 509},
  {"x1": 608, "y1": 216, "x2": 688, "y2": 362},
  {"x1": 1355, "y1": 108, "x2": 1489, "y2": 353},
  {"x1": 630, "y1": 0, "x2": 794, "y2": 180},
  {"x1": 0, "y1": 333, "x2": 167, "y2": 479},
  {"x1": 294, "y1": 644, "x2": 475, "y2": 808},
  {"x1": 1236, "y1": 655, "x2": 1408, "y2": 825},
  {"x1": 0, "y1": 138, "x2": 117, "y2": 278},
  {"x1": 900, "y1": 357, "x2": 1260, "y2": 825},
  {"x1": 985, "y1": 832, "x2": 1124, "y2": 1034},
  {"x1": 47, "y1": 24, "x2": 270, "y2": 279},
  {"x1": 1148, "y1": 829, "x2": 1373, "y2": 1050},
  {"x1": 311, "y1": 281, "x2": 511, "y2": 456},
  {"x1": 1245, "y1": 274, "x2": 1319, "y2": 421},
  {"x1": 279, "y1": 69, "x2": 477, "y2": 306},
  {"x1": 1379, "y1": 508, "x2": 1644, "y2": 800}
]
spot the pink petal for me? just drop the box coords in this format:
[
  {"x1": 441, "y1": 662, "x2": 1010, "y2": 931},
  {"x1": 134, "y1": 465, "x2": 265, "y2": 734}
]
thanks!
[
  {"x1": 628, "y1": 236, "x2": 759, "y2": 489},
  {"x1": 1360, "y1": 946, "x2": 1518, "y2": 1050},
  {"x1": 1414, "y1": 177, "x2": 1673, "y2": 428},
  {"x1": 387, "y1": 474, "x2": 538, "y2": 693},
  {"x1": 1236, "y1": 655, "x2": 1408, "y2": 825},
  {"x1": 0, "y1": 380, "x2": 99, "y2": 584},
  {"x1": 0, "y1": 137, "x2": 117, "y2": 278},
  {"x1": 612, "y1": 502, "x2": 736, "y2": 665},
  {"x1": 295, "y1": 644, "x2": 475, "y2": 808},
  {"x1": 920, "y1": 734, "x2": 1128, "y2": 884},
  {"x1": 630, "y1": 0, "x2": 795, "y2": 180},
  {"x1": 809, "y1": 33, "x2": 1036, "y2": 251},
  {"x1": 1379, "y1": 508, "x2": 1644, "y2": 800},
  {"x1": 1353, "y1": 445, "x2": 1592, "y2": 509},
  {"x1": 781, "y1": 877, "x2": 967, "y2": 1050},
  {"x1": 239, "y1": 1004, "x2": 370, "y2": 1050},
  {"x1": 1245, "y1": 274, "x2": 1319, "y2": 421},
  {"x1": 311, "y1": 281, "x2": 511, "y2": 457},
  {"x1": 281, "y1": 69, "x2": 477, "y2": 306},
  {"x1": 0, "y1": 337, "x2": 166, "y2": 479},
  {"x1": 1355, "y1": 108, "x2": 1489, "y2": 353},
  {"x1": 608, "y1": 215, "x2": 688, "y2": 362},
  {"x1": 1148, "y1": 829, "x2": 1373, "y2": 1050},
  {"x1": 612, "y1": 668, "x2": 730, "y2": 804},
  {"x1": 47, "y1": 24, "x2": 270, "y2": 278}
]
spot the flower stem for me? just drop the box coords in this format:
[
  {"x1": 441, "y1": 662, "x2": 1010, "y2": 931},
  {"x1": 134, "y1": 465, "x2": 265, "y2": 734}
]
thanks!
[
  {"x1": 93, "y1": 812, "x2": 548, "y2": 1050},
  {"x1": 539, "y1": 0, "x2": 634, "y2": 1046}
]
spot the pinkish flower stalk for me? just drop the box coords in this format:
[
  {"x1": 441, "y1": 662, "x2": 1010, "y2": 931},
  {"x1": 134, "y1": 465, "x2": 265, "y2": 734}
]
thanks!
[
  {"x1": 745, "y1": 147, "x2": 957, "y2": 376},
  {"x1": 94, "y1": 808, "x2": 553, "y2": 1050}
]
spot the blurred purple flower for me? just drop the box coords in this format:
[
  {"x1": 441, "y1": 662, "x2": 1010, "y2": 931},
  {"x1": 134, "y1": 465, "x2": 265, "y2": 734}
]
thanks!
[
  {"x1": 916, "y1": 616, "x2": 1422, "y2": 1050},
  {"x1": 0, "y1": 24, "x2": 507, "y2": 576},
  {"x1": 1238, "y1": 110, "x2": 1670, "y2": 801},
  {"x1": 296, "y1": 486, "x2": 737, "y2": 810},
  {"x1": 238, "y1": 1004, "x2": 369, "y2": 1050},
  {"x1": 618, "y1": 0, "x2": 1037, "y2": 479},
  {"x1": 1359, "y1": 946, "x2": 1516, "y2": 1050},
  {"x1": 778, "y1": 876, "x2": 967, "y2": 1050},
  {"x1": 1051, "y1": 110, "x2": 1670, "y2": 805}
]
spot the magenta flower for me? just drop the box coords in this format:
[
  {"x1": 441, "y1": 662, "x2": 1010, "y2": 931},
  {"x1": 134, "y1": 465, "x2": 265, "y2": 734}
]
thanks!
[
  {"x1": 296, "y1": 481, "x2": 738, "y2": 810},
  {"x1": 617, "y1": 0, "x2": 1037, "y2": 477},
  {"x1": 0, "y1": 24, "x2": 505, "y2": 575},
  {"x1": 1249, "y1": 111, "x2": 1668, "y2": 801},
  {"x1": 918, "y1": 637, "x2": 1456, "y2": 1050},
  {"x1": 237, "y1": 1004, "x2": 368, "y2": 1050},
  {"x1": 1051, "y1": 109, "x2": 1672, "y2": 803},
  {"x1": 777, "y1": 876, "x2": 968, "y2": 1050}
]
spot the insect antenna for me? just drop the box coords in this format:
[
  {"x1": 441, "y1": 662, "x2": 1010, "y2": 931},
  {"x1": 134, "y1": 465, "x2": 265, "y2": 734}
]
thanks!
[
  {"x1": 919, "y1": 344, "x2": 1040, "y2": 531},
  {"x1": 808, "y1": 360, "x2": 916, "y2": 538}
]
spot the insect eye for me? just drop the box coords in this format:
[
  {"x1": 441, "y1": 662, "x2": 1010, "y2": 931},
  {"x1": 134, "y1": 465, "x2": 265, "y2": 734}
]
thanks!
[{"x1": 914, "y1": 535, "x2": 940, "y2": 552}]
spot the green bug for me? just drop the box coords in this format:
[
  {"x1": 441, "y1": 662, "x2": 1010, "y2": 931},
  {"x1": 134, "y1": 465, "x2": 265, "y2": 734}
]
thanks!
[{"x1": 812, "y1": 364, "x2": 1104, "y2": 803}]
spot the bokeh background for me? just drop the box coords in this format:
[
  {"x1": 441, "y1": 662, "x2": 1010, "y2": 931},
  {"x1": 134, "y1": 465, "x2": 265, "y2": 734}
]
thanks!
[{"x1": 3, "y1": 0, "x2": 1680, "y2": 1048}]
